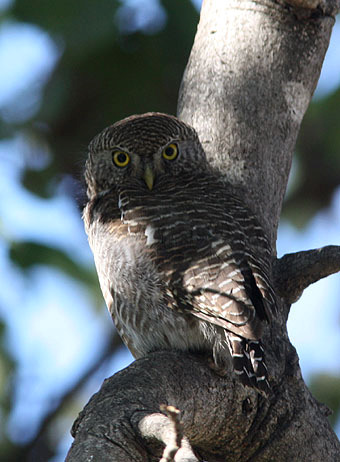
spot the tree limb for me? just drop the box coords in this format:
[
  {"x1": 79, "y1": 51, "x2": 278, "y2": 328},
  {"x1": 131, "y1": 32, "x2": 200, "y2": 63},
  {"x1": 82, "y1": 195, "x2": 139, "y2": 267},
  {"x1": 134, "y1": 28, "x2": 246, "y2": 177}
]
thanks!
[
  {"x1": 66, "y1": 351, "x2": 340, "y2": 461},
  {"x1": 178, "y1": 0, "x2": 338, "y2": 248},
  {"x1": 274, "y1": 245, "x2": 340, "y2": 304}
]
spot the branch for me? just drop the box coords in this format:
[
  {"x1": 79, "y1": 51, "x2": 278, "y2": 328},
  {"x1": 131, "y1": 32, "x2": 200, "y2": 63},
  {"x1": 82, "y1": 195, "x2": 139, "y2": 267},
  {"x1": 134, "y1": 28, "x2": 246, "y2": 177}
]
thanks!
[
  {"x1": 66, "y1": 351, "x2": 340, "y2": 461},
  {"x1": 178, "y1": 0, "x2": 339, "y2": 247},
  {"x1": 274, "y1": 245, "x2": 340, "y2": 304}
]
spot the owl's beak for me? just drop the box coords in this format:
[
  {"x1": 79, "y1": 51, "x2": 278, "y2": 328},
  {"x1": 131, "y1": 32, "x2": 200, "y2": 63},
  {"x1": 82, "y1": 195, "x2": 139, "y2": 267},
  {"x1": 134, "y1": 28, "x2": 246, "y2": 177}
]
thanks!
[{"x1": 143, "y1": 165, "x2": 155, "y2": 190}]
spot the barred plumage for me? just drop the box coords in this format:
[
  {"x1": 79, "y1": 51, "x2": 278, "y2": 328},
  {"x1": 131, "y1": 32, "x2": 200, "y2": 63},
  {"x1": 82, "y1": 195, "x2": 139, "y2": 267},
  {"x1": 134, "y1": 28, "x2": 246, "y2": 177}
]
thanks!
[{"x1": 83, "y1": 112, "x2": 276, "y2": 395}]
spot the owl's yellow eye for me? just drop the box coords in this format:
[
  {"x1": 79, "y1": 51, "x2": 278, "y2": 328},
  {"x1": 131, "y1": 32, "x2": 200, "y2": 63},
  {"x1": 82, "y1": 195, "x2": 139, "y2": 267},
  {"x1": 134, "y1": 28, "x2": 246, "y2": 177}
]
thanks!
[
  {"x1": 112, "y1": 150, "x2": 130, "y2": 168},
  {"x1": 162, "y1": 143, "x2": 178, "y2": 161}
]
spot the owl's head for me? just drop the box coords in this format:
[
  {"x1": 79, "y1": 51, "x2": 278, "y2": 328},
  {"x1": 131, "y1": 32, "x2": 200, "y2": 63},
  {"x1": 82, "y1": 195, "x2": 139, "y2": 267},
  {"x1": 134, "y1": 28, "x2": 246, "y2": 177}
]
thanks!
[{"x1": 85, "y1": 112, "x2": 208, "y2": 197}]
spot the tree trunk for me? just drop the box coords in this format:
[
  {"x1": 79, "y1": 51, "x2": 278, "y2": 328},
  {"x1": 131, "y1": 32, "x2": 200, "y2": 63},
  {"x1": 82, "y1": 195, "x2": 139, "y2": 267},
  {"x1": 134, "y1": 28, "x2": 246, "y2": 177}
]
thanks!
[{"x1": 66, "y1": 0, "x2": 340, "y2": 460}]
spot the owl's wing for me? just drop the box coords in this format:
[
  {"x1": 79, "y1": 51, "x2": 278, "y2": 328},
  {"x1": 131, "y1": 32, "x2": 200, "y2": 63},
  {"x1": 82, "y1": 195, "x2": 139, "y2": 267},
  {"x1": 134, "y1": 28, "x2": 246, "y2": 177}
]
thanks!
[{"x1": 179, "y1": 244, "x2": 273, "y2": 340}]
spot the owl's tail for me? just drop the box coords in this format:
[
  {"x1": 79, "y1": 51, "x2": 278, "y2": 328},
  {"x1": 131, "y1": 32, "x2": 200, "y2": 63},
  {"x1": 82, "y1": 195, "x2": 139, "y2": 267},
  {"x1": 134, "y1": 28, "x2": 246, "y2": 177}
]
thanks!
[{"x1": 229, "y1": 334, "x2": 270, "y2": 396}]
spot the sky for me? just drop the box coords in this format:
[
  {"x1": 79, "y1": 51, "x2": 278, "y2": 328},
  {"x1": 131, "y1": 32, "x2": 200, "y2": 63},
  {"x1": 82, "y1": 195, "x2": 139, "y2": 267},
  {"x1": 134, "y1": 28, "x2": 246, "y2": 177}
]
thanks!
[{"x1": 0, "y1": 1, "x2": 339, "y2": 458}]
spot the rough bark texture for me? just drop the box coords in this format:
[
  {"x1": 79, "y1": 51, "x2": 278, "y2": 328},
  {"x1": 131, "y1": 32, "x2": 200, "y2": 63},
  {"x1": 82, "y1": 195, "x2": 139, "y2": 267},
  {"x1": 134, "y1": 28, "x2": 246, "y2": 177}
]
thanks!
[
  {"x1": 274, "y1": 245, "x2": 340, "y2": 303},
  {"x1": 67, "y1": 0, "x2": 340, "y2": 460},
  {"x1": 178, "y1": 0, "x2": 337, "y2": 249}
]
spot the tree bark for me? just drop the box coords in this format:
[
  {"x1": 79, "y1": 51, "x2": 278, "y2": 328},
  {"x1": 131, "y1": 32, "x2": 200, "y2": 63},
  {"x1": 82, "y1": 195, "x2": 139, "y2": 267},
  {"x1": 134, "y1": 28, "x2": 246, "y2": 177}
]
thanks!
[
  {"x1": 178, "y1": 0, "x2": 337, "y2": 248},
  {"x1": 66, "y1": 0, "x2": 340, "y2": 460}
]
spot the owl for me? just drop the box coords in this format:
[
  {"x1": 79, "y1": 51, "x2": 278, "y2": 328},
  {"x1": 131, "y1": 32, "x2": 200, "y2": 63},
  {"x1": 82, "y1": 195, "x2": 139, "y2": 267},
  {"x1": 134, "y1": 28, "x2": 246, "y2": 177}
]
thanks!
[{"x1": 83, "y1": 112, "x2": 276, "y2": 395}]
